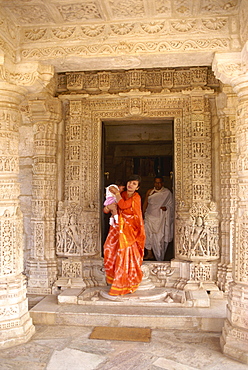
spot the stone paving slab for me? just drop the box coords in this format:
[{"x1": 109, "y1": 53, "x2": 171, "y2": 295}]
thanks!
[{"x1": 0, "y1": 325, "x2": 247, "y2": 370}]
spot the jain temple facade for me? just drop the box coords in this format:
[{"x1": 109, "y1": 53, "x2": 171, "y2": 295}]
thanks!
[{"x1": 0, "y1": 0, "x2": 248, "y2": 364}]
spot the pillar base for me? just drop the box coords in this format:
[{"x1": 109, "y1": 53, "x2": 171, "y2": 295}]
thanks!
[
  {"x1": 221, "y1": 319, "x2": 248, "y2": 364},
  {"x1": 0, "y1": 274, "x2": 35, "y2": 349},
  {"x1": 0, "y1": 312, "x2": 35, "y2": 349},
  {"x1": 26, "y1": 259, "x2": 57, "y2": 295}
]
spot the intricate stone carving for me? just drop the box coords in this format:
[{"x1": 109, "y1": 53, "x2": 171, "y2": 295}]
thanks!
[
  {"x1": 56, "y1": 68, "x2": 220, "y2": 289},
  {"x1": 110, "y1": 23, "x2": 134, "y2": 35},
  {"x1": 202, "y1": 17, "x2": 227, "y2": 30},
  {"x1": 24, "y1": 28, "x2": 47, "y2": 41},
  {"x1": 174, "y1": 0, "x2": 191, "y2": 15},
  {"x1": 8, "y1": 5, "x2": 54, "y2": 25},
  {"x1": 21, "y1": 38, "x2": 230, "y2": 62},
  {"x1": 171, "y1": 19, "x2": 196, "y2": 32},
  {"x1": 56, "y1": 203, "x2": 99, "y2": 258},
  {"x1": 25, "y1": 94, "x2": 62, "y2": 294},
  {"x1": 150, "y1": 263, "x2": 175, "y2": 286},
  {"x1": 0, "y1": 0, "x2": 241, "y2": 75},
  {"x1": 177, "y1": 203, "x2": 219, "y2": 261},
  {"x1": 0, "y1": 208, "x2": 23, "y2": 276},
  {"x1": 190, "y1": 262, "x2": 211, "y2": 281},
  {"x1": 213, "y1": 46, "x2": 248, "y2": 364},
  {"x1": 201, "y1": 0, "x2": 238, "y2": 13},
  {"x1": 216, "y1": 87, "x2": 238, "y2": 292},
  {"x1": 62, "y1": 259, "x2": 82, "y2": 278},
  {"x1": 141, "y1": 22, "x2": 165, "y2": 34},
  {"x1": 19, "y1": 15, "x2": 232, "y2": 44},
  {"x1": 52, "y1": 27, "x2": 76, "y2": 40},
  {"x1": 236, "y1": 211, "x2": 248, "y2": 284},
  {"x1": 81, "y1": 24, "x2": 105, "y2": 37},
  {"x1": 221, "y1": 282, "x2": 248, "y2": 362},
  {"x1": 240, "y1": 0, "x2": 248, "y2": 45},
  {"x1": 110, "y1": 0, "x2": 145, "y2": 18},
  {"x1": 0, "y1": 82, "x2": 35, "y2": 348},
  {"x1": 0, "y1": 63, "x2": 54, "y2": 91},
  {"x1": 155, "y1": 0, "x2": 171, "y2": 14},
  {"x1": 58, "y1": 67, "x2": 217, "y2": 95},
  {"x1": 57, "y1": 3, "x2": 102, "y2": 21}
]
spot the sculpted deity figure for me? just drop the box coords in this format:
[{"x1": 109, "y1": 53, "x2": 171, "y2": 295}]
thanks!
[
  {"x1": 65, "y1": 214, "x2": 80, "y2": 254},
  {"x1": 56, "y1": 211, "x2": 80, "y2": 255},
  {"x1": 190, "y1": 216, "x2": 207, "y2": 257},
  {"x1": 177, "y1": 206, "x2": 219, "y2": 261}
]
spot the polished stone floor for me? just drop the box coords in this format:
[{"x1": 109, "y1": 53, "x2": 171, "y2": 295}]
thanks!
[{"x1": 0, "y1": 325, "x2": 247, "y2": 370}]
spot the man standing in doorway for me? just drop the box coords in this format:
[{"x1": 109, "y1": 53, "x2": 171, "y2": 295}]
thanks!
[{"x1": 143, "y1": 177, "x2": 174, "y2": 261}]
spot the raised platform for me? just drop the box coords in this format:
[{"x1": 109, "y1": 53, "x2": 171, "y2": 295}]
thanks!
[{"x1": 29, "y1": 294, "x2": 227, "y2": 333}]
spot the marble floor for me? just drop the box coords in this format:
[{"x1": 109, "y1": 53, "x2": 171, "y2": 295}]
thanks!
[{"x1": 0, "y1": 324, "x2": 247, "y2": 370}]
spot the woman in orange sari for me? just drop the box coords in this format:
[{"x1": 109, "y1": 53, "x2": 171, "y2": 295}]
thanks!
[{"x1": 103, "y1": 175, "x2": 145, "y2": 296}]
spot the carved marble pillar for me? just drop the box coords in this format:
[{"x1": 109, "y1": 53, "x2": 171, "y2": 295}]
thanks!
[
  {"x1": 213, "y1": 45, "x2": 248, "y2": 363},
  {"x1": 0, "y1": 81, "x2": 35, "y2": 348},
  {"x1": 0, "y1": 58, "x2": 55, "y2": 347},
  {"x1": 216, "y1": 86, "x2": 238, "y2": 292},
  {"x1": 26, "y1": 94, "x2": 62, "y2": 294},
  {"x1": 175, "y1": 89, "x2": 220, "y2": 291}
]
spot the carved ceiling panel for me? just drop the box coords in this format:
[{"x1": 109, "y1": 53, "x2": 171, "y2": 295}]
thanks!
[
  {"x1": 0, "y1": 0, "x2": 243, "y2": 71},
  {"x1": 0, "y1": 0, "x2": 240, "y2": 26}
]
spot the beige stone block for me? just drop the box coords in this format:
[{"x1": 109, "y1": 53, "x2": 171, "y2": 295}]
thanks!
[
  {"x1": 186, "y1": 290, "x2": 210, "y2": 307},
  {"x1": 58, "y1": 288, "x2": 83, "y2": 304},
  {"x1": 201, "y1": 318, "x2": 225, "y2": 332}
]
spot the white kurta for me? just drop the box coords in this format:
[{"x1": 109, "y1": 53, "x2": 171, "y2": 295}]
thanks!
[{"x1": 144, "y1": 187, "x2": 174, "y2": 261}]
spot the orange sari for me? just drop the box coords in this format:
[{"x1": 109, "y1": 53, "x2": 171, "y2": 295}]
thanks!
[{"x1": 104, "y1": 191, "x2": 146, "y2": 296}]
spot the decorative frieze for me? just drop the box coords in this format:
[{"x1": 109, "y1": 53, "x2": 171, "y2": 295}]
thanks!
[
  {"x1": 19, "y1": 13, "x2": 233, "y2": 45},
  {"x1": 57, "y1": 67, "x2": 217, "y2": 95}
]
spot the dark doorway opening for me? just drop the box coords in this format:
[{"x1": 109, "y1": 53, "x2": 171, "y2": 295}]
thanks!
[{"x1": 101, "y1": 120, "x2": 174, "y2": 261}]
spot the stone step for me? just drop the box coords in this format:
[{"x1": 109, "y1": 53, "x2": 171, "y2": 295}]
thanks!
[{"x1": 29, "y1": 295, "x2": 227, "y2": 333}]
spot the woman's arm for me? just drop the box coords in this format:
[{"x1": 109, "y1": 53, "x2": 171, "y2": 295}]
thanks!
[
  {"x1": 103, "y1": 205, "x2": 110, "y2": 214},
  {"x1": 109, "y1": 185, "x2": 122, "y2": 202},
  {"x1": 103, "y1": 203, "x2": 117, "y2": 214}
]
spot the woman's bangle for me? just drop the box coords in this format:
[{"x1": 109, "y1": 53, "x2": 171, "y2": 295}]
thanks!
[{"x1": 115, "y1": 192, "x2": 120, "y2": 195}]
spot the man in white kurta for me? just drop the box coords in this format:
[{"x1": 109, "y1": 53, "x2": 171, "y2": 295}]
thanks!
[{"x1": 143, "y1": 177, "x2": 174, "y2": 261}]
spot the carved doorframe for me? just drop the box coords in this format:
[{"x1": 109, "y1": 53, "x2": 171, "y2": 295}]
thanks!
[{"x1": 56, "y1": 89, "x2": 219, "y2": 287}]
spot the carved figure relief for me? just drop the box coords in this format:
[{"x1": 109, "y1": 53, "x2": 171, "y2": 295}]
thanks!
[
  {"x1": 177, "y1": 203, "x2": 219, "y2": 261},
  {"x1": 56, "y1": 203, "x2": 99, "y2": 257}
]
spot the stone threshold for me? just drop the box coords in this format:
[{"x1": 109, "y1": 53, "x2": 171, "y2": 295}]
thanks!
[
  {"x1": 29, "y1": 294, "x2": 227, "y2": 333},
  {"x1": 57, "y1": 286, "x2": 215, "y2": 308}
]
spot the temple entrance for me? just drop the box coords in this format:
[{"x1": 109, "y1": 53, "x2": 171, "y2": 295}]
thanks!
[{"x1": 102, "y1": 119, "x2": 174, "y2": 261}]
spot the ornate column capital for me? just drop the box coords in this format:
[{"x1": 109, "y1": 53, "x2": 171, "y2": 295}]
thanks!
[
  {"x1": 0, "y1": 58, "x2": 54, "y2": 94},
  {"x1": 213, "y1": 42, "x2": 248, "y2": 99},
  {"x1": 27, "y1": 94, "x2": 62, "y2": 124}
]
